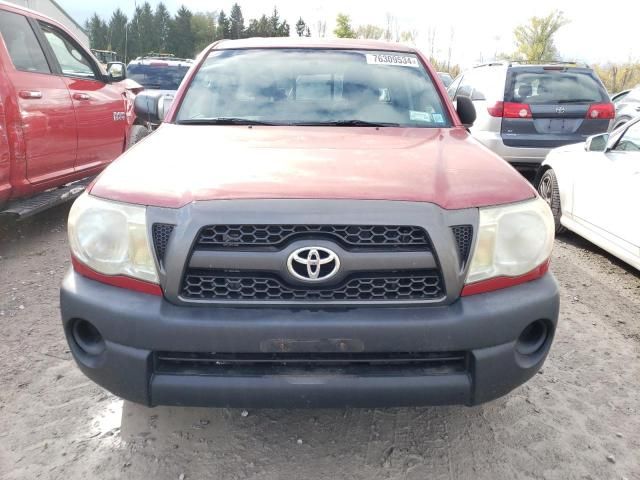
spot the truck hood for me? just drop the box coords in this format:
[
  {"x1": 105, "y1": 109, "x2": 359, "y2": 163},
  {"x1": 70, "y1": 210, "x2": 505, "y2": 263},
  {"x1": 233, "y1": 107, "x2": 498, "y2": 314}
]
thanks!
[{"x1": 91, "y1": 124, "x2": 535, "y2": 210}]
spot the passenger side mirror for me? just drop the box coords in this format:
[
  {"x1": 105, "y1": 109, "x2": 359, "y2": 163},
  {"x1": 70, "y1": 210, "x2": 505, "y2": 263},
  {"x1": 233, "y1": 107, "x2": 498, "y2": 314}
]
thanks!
[
  {"x1": 107, "y1": 62, "x2": 126, "y2": 82},
  {"x1": 585, "y1": 133, "x2": 609, "y2": 152},
  {"x1": 134, "y1": 92, "x2": 172, "y2": 124},
  {"x1": 456, "y1": 96, "x2": 476, "y2": 127}
]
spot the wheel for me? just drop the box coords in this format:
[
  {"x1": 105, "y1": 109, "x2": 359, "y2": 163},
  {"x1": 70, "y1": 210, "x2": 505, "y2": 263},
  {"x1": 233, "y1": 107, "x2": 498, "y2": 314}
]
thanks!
[
  {"x1": 127, "y1": 124, "x2": 150, "y2": 149},
  {"x1": 537, "y1": 168, "x2": 565, "y2": 234}
]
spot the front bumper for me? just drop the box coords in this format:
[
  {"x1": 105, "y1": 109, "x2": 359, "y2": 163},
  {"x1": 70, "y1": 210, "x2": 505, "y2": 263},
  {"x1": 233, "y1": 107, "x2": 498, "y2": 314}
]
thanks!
[{"x1": 60, "y1": 270, "x2": 559, "y2": 408}]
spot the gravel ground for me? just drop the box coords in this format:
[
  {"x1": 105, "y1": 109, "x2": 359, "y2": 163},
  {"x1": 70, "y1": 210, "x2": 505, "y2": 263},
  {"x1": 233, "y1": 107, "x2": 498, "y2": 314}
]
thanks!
[{"x1": 1, "y1": 204, "x2": 639, "y2": 480}]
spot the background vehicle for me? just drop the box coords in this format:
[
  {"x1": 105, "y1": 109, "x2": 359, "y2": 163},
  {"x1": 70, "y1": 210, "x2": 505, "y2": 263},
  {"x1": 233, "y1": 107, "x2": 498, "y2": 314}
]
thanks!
[
  {"x1": 612, "y1": 84, "x2": 640, "y2": 131},
  {"x1": 126, "y1": 54, "x2": 193, "y2": 144},
  {"x1": 91, "y1": 48, "x2": 118, "y2": 67},
  {"x1": 538, "y1": 117, "x2": 640, "y2": 270},
  {"x1": 611, "y1": 89, "x2": 631, "y2": 105},
  {"x1": 61, "y1": 38, "x2": 558, "y2": 409},
  {"x1": 448, "y1": 61, "x2": 613, "y2": 178},
  {"x1": 437, "y1": 71, "x2": 453, "y2": 88},
  {"x1": 0, "y1": 2, "x2": 132, "y2": 218}
]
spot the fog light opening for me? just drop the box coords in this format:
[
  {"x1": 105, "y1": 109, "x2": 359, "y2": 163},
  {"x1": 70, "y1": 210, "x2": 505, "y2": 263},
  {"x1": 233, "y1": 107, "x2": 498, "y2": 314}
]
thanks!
[
  {"x1": 71, "y1": 319, "x2": 106, "y2": 356},
  {"x1": 516, "y1": 320, "x2": 549, "y2": 356}
]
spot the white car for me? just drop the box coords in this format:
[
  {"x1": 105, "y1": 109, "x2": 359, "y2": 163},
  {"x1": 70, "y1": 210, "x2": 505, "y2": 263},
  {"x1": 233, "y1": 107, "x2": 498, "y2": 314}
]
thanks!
[{"x1": 537, "y1": 117, "x2": 640, "y2": 270}]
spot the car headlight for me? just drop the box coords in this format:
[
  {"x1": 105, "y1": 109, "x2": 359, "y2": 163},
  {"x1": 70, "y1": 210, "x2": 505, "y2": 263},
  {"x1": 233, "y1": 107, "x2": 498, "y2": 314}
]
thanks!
[
  {"x1": 466, "y1": 197, "x2": 554, "y2": 285},
  {"x1": 68, "y1": 194, "x2": 158, "y2": 284}
]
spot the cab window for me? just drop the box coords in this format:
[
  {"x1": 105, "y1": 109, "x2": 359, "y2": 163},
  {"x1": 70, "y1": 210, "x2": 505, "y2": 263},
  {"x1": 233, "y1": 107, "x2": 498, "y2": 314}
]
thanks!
[
  {"x1": 614, "y1": 122, "x2": 640, "y2": 152},
  {"x1": 0, "y1": 10, "x2": 50, "y2": 74},
  {"x1": 40, "y1": 24, "x2": 97, "y2": 79}
]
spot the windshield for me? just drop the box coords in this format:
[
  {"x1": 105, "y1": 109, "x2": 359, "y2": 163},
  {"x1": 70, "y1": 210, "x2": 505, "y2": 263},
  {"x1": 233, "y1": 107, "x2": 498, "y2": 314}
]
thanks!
[
  {"x1": 176, "y1": 49, "x2": 451, "y2": 127},
  {"x1": 507, "y1": 70, "x2": 607, "y2": 104},
  {"x1": 127, "y1": 63, "x2": 190, "y2": 90}
]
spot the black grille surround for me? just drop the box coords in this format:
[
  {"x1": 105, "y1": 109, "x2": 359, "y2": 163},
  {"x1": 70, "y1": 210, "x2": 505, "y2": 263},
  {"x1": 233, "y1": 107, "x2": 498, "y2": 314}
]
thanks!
[
  {"x1": 452, "y1": 225, "x2": 473, "y2": 267},
  {"x1": 152, "y1": 224, "x2": 175, "y2": 267},
  {"x1": 196, "y1": 224, "x2": 431, "y2": 250},
  {"x1": 154, "y1": 351, "x2": 468, "y2": 376},
  {"x1": 182, "y1": 270, "x2": 444, "y2": 302}
]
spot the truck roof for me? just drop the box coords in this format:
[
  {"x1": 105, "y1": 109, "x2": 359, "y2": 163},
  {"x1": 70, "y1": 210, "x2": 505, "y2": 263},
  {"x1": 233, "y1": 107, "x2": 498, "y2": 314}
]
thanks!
[{"x1": 214, "y1": 37, "x2": 418, "y2": 53}]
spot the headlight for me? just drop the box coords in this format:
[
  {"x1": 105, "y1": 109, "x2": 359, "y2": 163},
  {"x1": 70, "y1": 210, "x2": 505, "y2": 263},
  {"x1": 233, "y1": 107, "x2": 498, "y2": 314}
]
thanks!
[
  {"x1": 466, "y1": 197, "x2": 554, "y2": 285},
  {"x1": 68, "y1": 194, "x2": 158, "y2": 284}
]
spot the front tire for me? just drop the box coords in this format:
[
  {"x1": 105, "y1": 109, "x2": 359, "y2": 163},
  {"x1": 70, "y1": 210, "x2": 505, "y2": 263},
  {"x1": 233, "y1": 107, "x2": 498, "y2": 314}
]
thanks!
[
  {"x1": 127, "y1": 124, "x2": 151, "y2": 149},
  {"x1": 538, "y1": 168, "x2": 565, "y2": 234}
]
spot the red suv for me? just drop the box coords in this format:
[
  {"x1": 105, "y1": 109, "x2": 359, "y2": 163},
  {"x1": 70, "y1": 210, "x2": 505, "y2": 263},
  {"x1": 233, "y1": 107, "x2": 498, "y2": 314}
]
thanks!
[
  {"x1": 61, "y1": 38, "x2": 559, "y2": 408},
  {"x1": 0, "y1": 2, "x2": 134, "y2": 217}
]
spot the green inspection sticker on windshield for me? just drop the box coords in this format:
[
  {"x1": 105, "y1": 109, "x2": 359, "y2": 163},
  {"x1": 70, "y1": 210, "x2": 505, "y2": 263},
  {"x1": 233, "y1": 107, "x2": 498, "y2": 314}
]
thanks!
[{"x1": 365, "y1": 54, "x2": 419, "y2": 68}]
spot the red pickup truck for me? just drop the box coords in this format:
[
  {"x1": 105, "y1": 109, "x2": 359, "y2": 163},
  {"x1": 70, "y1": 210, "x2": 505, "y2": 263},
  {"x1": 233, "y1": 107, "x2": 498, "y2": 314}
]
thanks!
[
  {"x1": 61, "y1": 38, "x2": 560, "y2": 408},
  {"x1": 0, "y1": 2, "x2": 134, "y2": 218}
]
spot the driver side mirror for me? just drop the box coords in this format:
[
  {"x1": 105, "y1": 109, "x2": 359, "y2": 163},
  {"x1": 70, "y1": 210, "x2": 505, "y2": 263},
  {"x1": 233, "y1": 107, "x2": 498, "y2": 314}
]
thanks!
[
  {"x1": 106, "y1": 62, "x2": 126, "y2": 82},
  {"x1": 134, "y1": 92, "x2": 173, "y2": 124},
  {"x1": 456, "y1": 96, "x2": 476, "y2": 127},
  {"x1": 585, "y1": 133, "x2": 609, "y2": 152}
]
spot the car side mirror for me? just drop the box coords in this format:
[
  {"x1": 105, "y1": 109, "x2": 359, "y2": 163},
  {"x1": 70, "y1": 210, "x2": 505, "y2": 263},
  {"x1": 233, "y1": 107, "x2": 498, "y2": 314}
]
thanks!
[
  {"x1": 456, "y1": 95, "x2": 476, "y2": 127},
  {"x1": 585, "y1": 133, "x2": 609, "y2": 152},
  {"x1": 134, "y1": 92, "x2": 172, "y2": 124},
  {"x1": 107, "y1": 62, "x2": 126, "y2": 82}
]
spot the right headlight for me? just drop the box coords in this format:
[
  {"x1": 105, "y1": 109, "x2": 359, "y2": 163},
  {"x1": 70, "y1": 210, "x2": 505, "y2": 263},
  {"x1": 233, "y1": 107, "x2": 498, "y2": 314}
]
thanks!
[{"x1": 466, "y1": 197, "x2": 555, "y2": 286}]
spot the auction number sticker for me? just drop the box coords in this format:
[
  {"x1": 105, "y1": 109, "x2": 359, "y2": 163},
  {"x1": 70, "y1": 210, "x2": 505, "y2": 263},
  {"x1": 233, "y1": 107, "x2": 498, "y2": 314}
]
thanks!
[{"x1": 365, "y1": 54, "x2": 419, "y2": 68}]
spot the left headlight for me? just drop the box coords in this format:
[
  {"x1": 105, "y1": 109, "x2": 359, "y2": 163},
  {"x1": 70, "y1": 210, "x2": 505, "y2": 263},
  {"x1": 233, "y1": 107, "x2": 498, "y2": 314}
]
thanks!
[
  {"x1": 466, "y1": 197, "x2": 555, "y2": 286},
  {"x1": 68, "y1": 194, "x2": 158, "y2": 284}
]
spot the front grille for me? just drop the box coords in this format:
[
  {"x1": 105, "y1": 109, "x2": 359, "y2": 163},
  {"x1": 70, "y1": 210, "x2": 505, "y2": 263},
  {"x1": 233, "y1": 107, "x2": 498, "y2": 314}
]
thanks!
[
  {"x1": 152, "y1": 224, "x2": 175, "y2": 266},
  {"x1": 196, "y1": 224, "x2": 431, "y2": 250},
  {"x1": 182, "y1": 270, "x2": 444, "y2": 302},
  {"x1": 452, "y1": 225, "x2": 473, "y2": 266},
  {"x1": 154, "y1": 351, "x2": 467, "y2": 376}
]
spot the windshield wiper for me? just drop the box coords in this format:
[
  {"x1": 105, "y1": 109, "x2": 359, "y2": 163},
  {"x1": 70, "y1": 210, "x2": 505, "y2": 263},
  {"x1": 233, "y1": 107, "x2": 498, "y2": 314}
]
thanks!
[
  {"x1": 176, "y1": 117, "x2": 280, "y2": 126},
  {"x1": 295, "y1": 120, "x2": 401, "y2": 127}
]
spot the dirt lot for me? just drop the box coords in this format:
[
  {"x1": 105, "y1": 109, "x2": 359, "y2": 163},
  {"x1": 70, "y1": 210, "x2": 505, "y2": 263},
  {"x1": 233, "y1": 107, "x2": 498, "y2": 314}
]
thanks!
[{"x1": 0, "y1": 204, "x2": 639, "y2": 480}]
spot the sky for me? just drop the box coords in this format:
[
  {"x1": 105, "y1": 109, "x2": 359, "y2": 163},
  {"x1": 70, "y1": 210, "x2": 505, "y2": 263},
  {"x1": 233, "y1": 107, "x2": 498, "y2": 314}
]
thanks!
[{"x1": 57, "y1": 0, "x2": 638, "y2": 67}]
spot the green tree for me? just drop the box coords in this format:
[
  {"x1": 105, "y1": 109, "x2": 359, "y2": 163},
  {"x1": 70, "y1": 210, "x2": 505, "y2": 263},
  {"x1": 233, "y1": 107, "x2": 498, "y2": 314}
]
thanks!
[
  {"x1": 229, "y1": 3, "x2": 245, "y2": 39},
  {"x1": 513, "y1": 10, "x2": 569, "y2": 62},
  {"x1": 107, "y1": 9, "x2": 127, "y2": 60},
  {"x1": 86, "y1": 14, "x2": 109, "y2": 50},
  {"x1": 192, "y1": 12, "x2": 216, "y2": 53},
  {"x1": 137, "y1": 2, "x2": 155, "y2": 55},
  {"x1": 216, "y1": 10, "x2": 231, "y2": 40},
  {"x1": 127, "y1": 5, "x2": 144, "y2": 59},
  {"x1": 295, "y1": 17, "x2": 307, "y2": 37},
  {"x1": 356, "y1": 24, "x2": 383, "y2": 40},
  {"x1": 153, "y1": 3, "x2": 172, "y2": 53},
  {"x1": 334, "y1": 13, "x2": 355, "y2": 39},
  {"x1": 168, "y1": 6, "x2": 195, "y2": 58}
]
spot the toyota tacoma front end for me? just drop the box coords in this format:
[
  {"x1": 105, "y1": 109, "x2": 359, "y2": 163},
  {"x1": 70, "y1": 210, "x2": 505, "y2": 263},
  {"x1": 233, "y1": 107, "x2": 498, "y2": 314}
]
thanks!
[{"x1": 60, "y1": 38, "x2": 559, "y2": 408}]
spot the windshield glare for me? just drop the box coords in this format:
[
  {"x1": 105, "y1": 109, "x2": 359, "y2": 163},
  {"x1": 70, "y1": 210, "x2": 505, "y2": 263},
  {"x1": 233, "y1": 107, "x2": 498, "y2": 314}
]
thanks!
[{"x1": 176, "y1": 49, "x2": 450, "y2": 127}]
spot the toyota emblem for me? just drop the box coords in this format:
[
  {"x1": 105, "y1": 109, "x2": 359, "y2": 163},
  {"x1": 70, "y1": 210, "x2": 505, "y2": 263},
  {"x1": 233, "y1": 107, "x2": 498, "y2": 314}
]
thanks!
[
  {"x1": 555, "y1": 106, "x2": 566, "y2": 114},
  {"x1": 287, "y1": 247, "x2": 340, "y2": 282}
]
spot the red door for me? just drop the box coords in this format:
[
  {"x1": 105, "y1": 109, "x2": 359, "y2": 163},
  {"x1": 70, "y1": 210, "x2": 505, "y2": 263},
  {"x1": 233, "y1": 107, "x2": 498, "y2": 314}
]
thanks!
[
  {"x1": 0, "y1": 10, "x2": 77, "y2": 185},
  {"x1": 39, "y1": 22, "x2": 126, "y2": 173}
]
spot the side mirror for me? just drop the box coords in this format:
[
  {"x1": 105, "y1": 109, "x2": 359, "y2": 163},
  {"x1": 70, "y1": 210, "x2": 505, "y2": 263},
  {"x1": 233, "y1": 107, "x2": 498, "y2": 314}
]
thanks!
[
  {"x1": 585, "y1": 133, "x2": 609, "y2": 152},
  {"x1": 134, "y1": 92, "x2": 171, "y2": 124},
  {"x1": 107, "y1": 62, "x2": 126, "y2": 82},
  {"x1": 456, "y1": 96, "x2": 476, "y2": 127}
]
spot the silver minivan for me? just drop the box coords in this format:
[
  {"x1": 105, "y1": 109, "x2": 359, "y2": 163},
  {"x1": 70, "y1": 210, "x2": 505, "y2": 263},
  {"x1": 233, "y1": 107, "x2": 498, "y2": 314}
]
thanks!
[{"x1": 448, "y1": 62, "x2": 613, "y2": 176}]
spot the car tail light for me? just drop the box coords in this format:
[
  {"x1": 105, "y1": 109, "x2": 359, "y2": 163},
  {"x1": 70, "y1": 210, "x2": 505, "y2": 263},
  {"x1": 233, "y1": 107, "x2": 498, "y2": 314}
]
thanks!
[
  {"x1": 586, "y1": 103, "x2": 615, "y2": 120},
  {"x1": 150, "y1": 62, "x2": 169, "y2": 67},
  {"x1": 503, "y1": 102, "x2": 532, "y2": 118},
  {"x1": 487, "y1": 101, "x2": 504, "y2": 117}
]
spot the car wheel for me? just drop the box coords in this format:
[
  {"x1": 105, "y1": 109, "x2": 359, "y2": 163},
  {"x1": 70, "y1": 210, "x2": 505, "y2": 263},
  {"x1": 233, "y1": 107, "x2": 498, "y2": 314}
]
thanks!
[
  {"x1": 127, "y1": 124, "x2": 150, "y2": 149},
  {"x1": 538, "y1": 168, "x2": 565, "y2": 234}
]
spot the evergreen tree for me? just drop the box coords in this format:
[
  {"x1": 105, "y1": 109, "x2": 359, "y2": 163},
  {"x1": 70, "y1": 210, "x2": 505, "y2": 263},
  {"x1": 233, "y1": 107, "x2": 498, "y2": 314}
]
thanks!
[
  {"x1": 192, "y1": 12, "x2": 216, "y2": 53},
  {"x1": 216, "y1": 10, "x2": 231, "y2": 40},
  {"x1": 295, "y1": 17, "x2": 307, "y2": 37},
  {"x1": 168, "y1": 6, "x2": 195, "y2": 58},
  {"x1": 229, "y1": 3, "x2": 245, "y2": 40},
  {"x1": 107, "y1": 9, "x2": 128, "y2": 60},
  {"x1": 334, "y1": 14, "x2": 355, "y2": 38},
  {"x1": 138, "y1": 2, "x2": 155, "y2": 55},
  {"x1": 127, "y1": 5, "x2": 144, "y2": 59},
  {"x1": 87, "y1": 14, "x2": 109, "y2": 50},
  {"x1": 153, "y1": 3, "x2": 172, "y2": 53}
]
